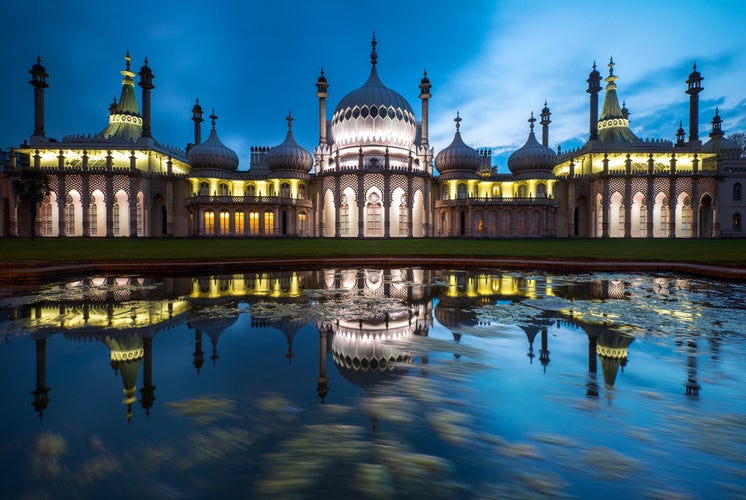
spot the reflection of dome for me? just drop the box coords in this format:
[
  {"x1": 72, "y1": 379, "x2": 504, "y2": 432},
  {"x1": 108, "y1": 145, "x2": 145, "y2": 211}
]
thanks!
[
  {"x1": 435, "y1": 113, "x2": 481, "y2": 175},
  {"x1": 330, "y1": 37, "x2": 416, "y2": 148},
  {"x1": 508, "y1": 114, "x2": 556, "y2": 175},
  {"x1": 597, "y1": 330, "x2": 634, "y2": 387},
  {"x1": 187, "y1": 110, "x2": 239, "y2": 171},
  {"x1": 267, "y1": 112, "x2": 314, "y2": 174},
  {"x1": 104, "y1": 333, "x2": 144, "y2": 421}
]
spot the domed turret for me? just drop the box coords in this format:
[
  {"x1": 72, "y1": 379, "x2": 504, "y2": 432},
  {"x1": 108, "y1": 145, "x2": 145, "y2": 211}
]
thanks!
[
  {"x1": 508, "y1": 112, "x2": 557, "y2": 176},
  {"x1": 330, "y1": 35, "x2": 417, "y2": 148},
  {"x1": 187, "y1": 109, "x2": 239, "y2": 171},
  {"x1": 267, "y1": 112, "x2": 314, "y2": 174},
  {"x1": 435, "y1": 112, "x2": 481, "y2": 176}
]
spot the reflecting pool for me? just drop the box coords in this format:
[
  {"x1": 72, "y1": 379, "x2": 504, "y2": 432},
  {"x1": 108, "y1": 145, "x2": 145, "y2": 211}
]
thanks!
[{"x1": 1, "y1": 268, "x2": 745, "y2": 498}]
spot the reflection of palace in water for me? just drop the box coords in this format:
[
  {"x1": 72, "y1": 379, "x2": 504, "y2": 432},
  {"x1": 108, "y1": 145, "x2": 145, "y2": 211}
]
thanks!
[{"x1": 9, "y1": 269, "x2": 703, "y2": 421}]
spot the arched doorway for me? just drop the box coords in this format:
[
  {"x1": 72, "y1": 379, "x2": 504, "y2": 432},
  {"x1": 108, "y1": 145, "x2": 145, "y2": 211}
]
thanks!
[{"x1": 699, "y1": 195, "x2": 713, "y2": 238}]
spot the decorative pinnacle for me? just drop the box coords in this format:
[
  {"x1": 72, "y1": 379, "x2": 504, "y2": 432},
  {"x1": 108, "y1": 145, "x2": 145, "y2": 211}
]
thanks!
[
  {"x1": 608, "y1": 57, "x2": 615, "y2": 76},
  {"x1": 370, "y1": 32, "x2": 378, "y2": 66},
  {"x1": 209, "y1": 109, "x2": 218, "y2": 130},
  {"x1": 125, "y1": 51, "x2": 131, "y2": 71},
  {"x1": 529, "y1": 112, "x2": 536, "y2": 132},
  {"x1": 286, "y1": 110, "x2": 294, "y2": 130},
  {"x1": 454, "y1": 111, "x2": 462, "y2": 131}
]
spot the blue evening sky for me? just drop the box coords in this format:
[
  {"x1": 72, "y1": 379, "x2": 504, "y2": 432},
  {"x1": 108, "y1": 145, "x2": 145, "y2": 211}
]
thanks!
[{"x1": 2, "y1": 0, "x2": 744, "y2": 170}]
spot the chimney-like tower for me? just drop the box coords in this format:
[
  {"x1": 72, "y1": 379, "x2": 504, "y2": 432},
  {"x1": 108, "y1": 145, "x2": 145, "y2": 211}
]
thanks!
[
  {"x1": 316, "y1": 69, "x2": 329, "y2": 144},
  {"x1": 138, "y1": 58, "x2": 155, "y2": 139},
  {"x1": 587, "y1": 62, "x2": 602, "y2": 141},
  {"x1": 191, "y1": 99, "x2": 203, "y2": 145},
  {"x1": 29, "y1": 57, "x2": 49, "y2": 138},
  {"x1": 686, "y1": 62, "x2": 703, "y2": 144},
  {"x1": 540, "y1": 100, "x2": 551, "y2": 147},
  {"x1": 419, "y1": 69, "x2": 432, "y2": 146}
]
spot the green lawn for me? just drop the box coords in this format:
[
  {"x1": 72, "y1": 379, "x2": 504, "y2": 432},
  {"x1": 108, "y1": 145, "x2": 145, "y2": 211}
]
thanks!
[{"x1": 1, "y1": 238, "x2": 744, "y2": 264}]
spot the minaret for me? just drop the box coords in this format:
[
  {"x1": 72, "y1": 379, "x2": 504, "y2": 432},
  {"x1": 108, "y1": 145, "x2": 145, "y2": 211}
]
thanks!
[
  {"x1": 709, "y1": 107, "x2": 723, "y2": 151},
  {"x1": 676, "y1": 121, "x2": 686, "y2": 146},
  {"x1": 29, "y1": 57, "x2": 49, "y2": 139},
  {"x1": 419, "y1": 69, "x2": 432, "y2": 147},
  {"x1": 317, "y1": 325, "x2": 330, "y2": 403},
  {"x1": 587, "y1": 62, "x2": 602, "y2": 141},
  {"x1": 316, "y1": 69, "x2": 329, "y2": 144},
  {"x1": 686, "y1": 62, "x2": 703, "y2": 144},
  {"x1": 540, "y1": 100, "x2": 551, "y2": 147},
  {"x1": 138, "y1": 58, "x2": 155, "y2": 139},
  {"x1": 191, "y1": 98, "x2": 204, "y2": 145},
  {"x1": 193, "y1": 330, "x2": 204, "y2": 375},
  {"x1": 621, "y1": 100, "x2": 629, "y2": 120}
]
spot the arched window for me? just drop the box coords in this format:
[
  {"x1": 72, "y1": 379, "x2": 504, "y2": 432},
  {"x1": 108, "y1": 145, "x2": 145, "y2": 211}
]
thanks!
[
  {"x1": 367, "y1": 192, "x2": 382, "y2": 236},
  {"x1": 280, "y1": 182, "x2": 290, "y2": 198},
  {"x1": 199, "y1": 182, "x2": 209, "y2": 196},
  {"x1": 264, "y1": 211, "x2": 274, "y2": 235},
  {"x1": 234, "y1": 211, "x2": 245, "y2": 235},
  {"x1": 298, "y1": 184, "x2": 306, "y2": 200},
  {"x1": 65, "y1": 195, "x2": 75, "y2": 236},
  {"x1": 40, "y1": 198, "x2": 53, "y2": 237},
  {"x1": 734, "y1": 183, "x2": 742, "y2": 202},
  {"x1": 203, "y1": 211, "x2": 215, "y2": 235},
  {"x1": 249, "y1": 211, "x2": 259, "y2": 234},
  {"x1": 89, "y1": 203, "x2": 97, "y2": 236},
  {"x1": 298, "y1": 212, "x2": 307, "y2": 235},
  {"x1": 734, "y1": 213, "x2": 742, "y2": 231},
  {"x1": 441, "y1": 184, "x2": 449, "y2": 200},
  {"x1": 340, "y1": 194, "x2": 350, "y2": 236},
  {"x1": 639, "y1": 198, "x2": 648, "y2": 237},
  {"x1": 536, "y1": 183, "x2": 547, "y2": 198},
  {"x1": 136, "y1": 198, "x2": 143, "y2": 236},
  {"x1": 267, "y1": 184, "x2": 275, "y2": 197},
  {"x1": 399, "y1": 195, "x2": 408, "y2": 236},
  {"x1": 457, "y1": 183, "x2": 467, "y2": 200},
  {"x1": 219, "y1": 210, "x2": 230, "y2": 234},
  {"x1": 246, "y1": 184, "x2": 256, "y2": 197},
  {"x1": 517, "y1": 185, "x2": 528, "y2": 198},
  {"x1": 218, "y1": 183, "x2": 229, "y2": 197},
  {"x1": 491, "y1": 185, "x2": 501, "y2": 197}
]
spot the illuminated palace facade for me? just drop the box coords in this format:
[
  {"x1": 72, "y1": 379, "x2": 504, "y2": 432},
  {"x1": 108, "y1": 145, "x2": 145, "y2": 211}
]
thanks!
[{"x1": 2, "y1": 40, "x2": 745, "y2": 239}]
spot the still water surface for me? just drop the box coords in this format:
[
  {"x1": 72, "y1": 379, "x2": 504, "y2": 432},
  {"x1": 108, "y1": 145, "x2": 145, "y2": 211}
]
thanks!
[{"x1": 1, "y1": 268, "x2": 745, "y2": 498}]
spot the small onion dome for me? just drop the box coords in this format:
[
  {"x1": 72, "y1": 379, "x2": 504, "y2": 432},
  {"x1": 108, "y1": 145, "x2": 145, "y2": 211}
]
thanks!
[
  {"x1": 267, "y1": 112, "x2": 314, "y2": 173},
  {"x1": 435, "y1": 112, "x2": 481, "y2": 173},
  {"x1": 187, "y1": 109, "x2": 239, "y2": 171},
  {"x1": 508, "y1": 112, "x2": 557, "y2": 175}
]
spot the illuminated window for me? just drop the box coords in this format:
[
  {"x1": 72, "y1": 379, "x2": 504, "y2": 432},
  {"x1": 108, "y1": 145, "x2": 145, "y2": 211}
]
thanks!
[
  {"x1": 734, "y1": 213, "x2": 742, "y2": 231},
  {"x1": 249, "y1": 211, "x2": 259, "y2": 234},
  {"x1": 218, "y1": 183, "x2": 229, "y2": 196},
  {"x1": 639, "y1": 200, "x2": 647, "y2": 237},
  {"x1": 298, "y1": 184, "x2": 306, "y2": 199},
  {"x1": 41, "y1": 197, "x2": 53, "y2": 236},
  {"x1": 280, "y1": 182, "x2": 290, "y2": 198},
  {"x1": 204, "y1": 211, "x2": 215, "y2": 235},
  {"x1": 517, "y1": 185, "x2": 528, "y2": 198},
  {"x1": 399, "y1": 195, "x2": 408, "y2": 236},
  {"x1": 199, "y1": 182, "x2": 209, "y2": 196},
  {"x1": 247, "y1": 184, "x2": 256, "y2": 197},
  {"x1": 264, "y1": 211, "x2": 274, "y2": 235},
  {"x1": 367, "y1": 192, "x2": 382, "y2": 236},
  {"x1": 681, "y1": 197, "x2": 692, "y2": 233},
  {"x1": 491, "y1": 185, "x2": 500, "y2": 197},
  {"x1": 113, "y1": 203, "x2": 120, "y2": 236},
  {"x1": 734, "y1": 183, "x2": 742, "y2": 202},
  {"x1": 536, "y1": 183, "x2": 547, "y2": 198},
  {"x1": 65, "y1": 195, "x2": 74, "y2": 236},
  {"x1": 234, "y1": 211, "x2": 245, "y2": 234},
  {"x1": 267, "y1": 184, "x2": 275, "y2": 197},
  {"x1": 340, "y1": 195, "x2": 349, "y2": 236},
  {"x1": 660, "y1": 198, "x2": 669, "y2": 237},
  {"x1": 89, "y1": 203, "x2": 97, "y2": 236},
  {"x1": 136, "y1": 201, "x2": 143, "y2": 236},
  {"x1": 457, "y1": 183, "x2": 467, "y2": 199},
  {"x1": 298, "y1": 212, "x2": 307, "y2": 235},
  {"x1": 219, "y1": 210, "x2": 230, "y2": 234}
]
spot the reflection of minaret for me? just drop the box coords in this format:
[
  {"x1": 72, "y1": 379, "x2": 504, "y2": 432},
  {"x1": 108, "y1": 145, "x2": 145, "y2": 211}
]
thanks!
[
  {"x1": 597, "y1": 330, "x2": 634, "y2": 389},
  {"x1": 521, "y1": 326, "x2": 540, "y2": 364},
  {"x1": 317, "y1": 324, "x2": 331, "y2": 403},
  {"x1": 206, "y1": 329, "x2": 221, "y2": 367},
  {"x1": 587, "y1": 328, "x2": 599, "y2": 397},
  {"x1": 452, "y1": 332, "x2": 462, "y2": 359},
  {"x1": 140, "y1": 336, "x2": 156, "y2": 417},
  {"x1": 31, "y1": 336, "x2": 51, "y2": 419},
  {"x1": 540, "y1": 327, "x2": 550, "y2": 372},
  {"x1": 105, "y1": 333, "x2": 144, "y2": 422},
  {"x1": 685, "y1": 340, "x2": 700, "y2": 396},
  {"x1": 193, "y1": 330, "x2": 204, "y2": 375}
]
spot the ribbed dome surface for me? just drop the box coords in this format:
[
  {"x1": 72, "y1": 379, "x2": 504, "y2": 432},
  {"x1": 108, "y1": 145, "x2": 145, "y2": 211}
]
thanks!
[
  {"x1": 267, "y1": 129, "x2": 314, "y2": 173},
  {"x1": 187, "y1": 128, "x2": 239, "y2": 171},
  {"x1": 508, "y1": 131, "x2": 557, "y2": 174},
  {"x1": 435, "y1": 130, "x2": 481, "y2": 173}
]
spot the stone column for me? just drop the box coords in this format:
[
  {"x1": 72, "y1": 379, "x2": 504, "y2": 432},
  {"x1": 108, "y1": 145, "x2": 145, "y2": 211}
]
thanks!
[
  {"x1": 668, "y1": 153, "x2": 677, "y2": 238},
  {"x1": 357, "y1": 174, "x2": 364, "y2": 238},
  {"x1": 691, "y1": 154, "x2": 699, "y2": 238},
  {"x1": 383, "y1": 174, "x2": 390, "y2": 238},
  {"x1": 601, "y1": 154, "x2": 610, "y2": 238},
  {"x1": 105, "y1": 151, "x2": 114, "y2": 238},
  {"x1": 334, "y1": 176, "x2": 340, "y2": 238},
  {"x1": 81, "y1": 151, "x2": 90, "y2": 237},
  {"x1": 57, "y1": 173, "x2": 65, "y2": 237},
  {"x1": 407, "y1": 175, "x2": 414, "y2": 238}
]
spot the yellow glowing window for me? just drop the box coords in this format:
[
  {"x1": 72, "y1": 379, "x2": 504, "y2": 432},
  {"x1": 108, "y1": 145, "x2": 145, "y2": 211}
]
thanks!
[
  {"x1": 204, "y1": 211, "x2": 215, "y2": 235},
  {"x1": 234, "y1": 212, "x2": 245, "y2": 234},
  {"x1": 249, "y1": 212, "x2": 259, "y2": 234},
  {"x1": 219, "y1": 211, "x2": 230, "y2": 234},
  {"x1": 264, "y1": 211, "x2": 274, "y2": 235}
]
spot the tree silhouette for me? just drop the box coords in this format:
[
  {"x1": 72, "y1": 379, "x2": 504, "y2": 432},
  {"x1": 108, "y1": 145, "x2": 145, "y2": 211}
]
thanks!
[
  {"x1": 12, "y1": 168, "x2": 50, "y2": 239},
  {"x1": 728, "y1": 132, "x2": 746, "y2": 158}
]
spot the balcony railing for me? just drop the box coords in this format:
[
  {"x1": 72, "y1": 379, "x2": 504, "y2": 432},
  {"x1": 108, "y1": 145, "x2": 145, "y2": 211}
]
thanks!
[
  {"x1": 186, "y1": 195, "x2": 313, "y2": 208},
  {"x1": 435, "y1": 197, "x2": 557, "y2": 208}
]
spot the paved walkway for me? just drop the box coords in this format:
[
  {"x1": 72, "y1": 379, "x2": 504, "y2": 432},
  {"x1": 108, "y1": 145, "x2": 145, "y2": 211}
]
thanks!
[{"x1": 1, "y1": 257, "x2": 745, "y2": 281}]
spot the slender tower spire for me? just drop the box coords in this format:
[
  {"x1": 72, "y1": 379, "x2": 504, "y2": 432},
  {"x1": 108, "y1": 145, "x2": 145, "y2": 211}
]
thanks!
[
  {"x1": 316, "y1": 69, "x2": 329, "y2": 144},
  {"x1": 587, "y1": 61, "x2": 602, "y2": 141},
  {"x1": 686, "y1": 62, "x2": 703, "y2": 144},
  {"x1": 138, "y1": 57, "x2": 155, "y2": 139},
  {"x1": 540, "y1": 100, "x2": 551, "y2": 147},
  {"x1": 370, "y1": 31, "x2": 377, "y2": 67},
  {"x1": 419, "y1": 69, "x2": 432, "y2": 147},
  {"x1": 29, "y1": 56, "x2": 49, "y2": 138},
  {"x1": 191, "y1": 98, "x2": 203, "y2": 145}
]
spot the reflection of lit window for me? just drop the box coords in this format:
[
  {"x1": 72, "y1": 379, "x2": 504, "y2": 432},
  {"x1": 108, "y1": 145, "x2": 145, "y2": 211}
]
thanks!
[
  {"x1": 249, "y1": 211, "x2": 259, "y2": 234},
  {"x1": 234, "y1": 212, "x2": 245, "y2": 234},
  {"x1": 204, "y1": 211, "x2": 214, "y2": 235},
  {"x1": 220, "y1": 210, "x2": 230, "y2": 234}
]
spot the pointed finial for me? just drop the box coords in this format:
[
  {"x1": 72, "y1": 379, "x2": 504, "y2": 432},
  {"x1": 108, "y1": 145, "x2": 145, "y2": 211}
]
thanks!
[
  {"x1": 693, "y1": 60, "x2": 697, "y2": 71},
  {"x1": 528, "y1": 111, "x2": 536, "y2": 132},
  {"x1": 454, "y1": 111, "x2": 462, "y2": 131},
  {"x1": 593, "y1": 61, "x2": 597, "y2": 71},
  {"x1": 286, "y1": 110, "x2": 294, "y2": 130},
  {"x1": 608, "y1": 56, "x2": 615, "y2": 76},
  {"x1": 370, "y1": 32, "x2": 378, "y2": 66},
  {"x1": 209, "y1": 109, "x2": 218, "y2": 130},
  {"x1": 144, "y1": 56, "x2": 149, "y2": 66},
  {"x1": 37, "y1": 56, "x2": 42, "y2": 65},
  {"x1": 125, "y1": 50, "x2": 131, "y2": 71}
]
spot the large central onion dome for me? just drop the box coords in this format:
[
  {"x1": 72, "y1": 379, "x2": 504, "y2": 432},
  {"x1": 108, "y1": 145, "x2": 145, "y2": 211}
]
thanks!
[
  {"x1": 508, "y1": 113, "x2": 557, "y2": 175},
  {"x1": 267, "y1": 112, "x2": 314, "y2": 173},
  {"x1": 187, "y1": 110, "x2": 239, "y2": 171},
  {"x1": 330, "y1": 36, "x2": 416, "y2": 148},
  {"x1": 435, "y1": 112, "x2": 481, "y2": 175}
]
